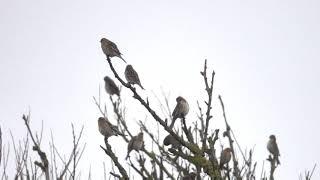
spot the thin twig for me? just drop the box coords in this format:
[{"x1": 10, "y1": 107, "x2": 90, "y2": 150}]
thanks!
[
  {"x1": 22, "y1": 114, "x2": 49, "y2": 180},
  {"x1": 106, "y1": 57, "x2": 198, "y2": 154},
  {"x1": 100, "y1": 138, "x2": 129, "y2": 180},
  {"x1": 218, "y1": 95, "x2": 242, "y2": 180}
]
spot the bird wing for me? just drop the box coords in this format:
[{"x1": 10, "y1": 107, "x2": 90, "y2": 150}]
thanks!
[
  {"x1": 109, "y1": 41, "x2": 122, "y2": 55},
  {"x1": 172, "y1": 103, "x2": 182, "y2": 120},
  {"x1": 105, "y1": 120, "x2": 113, "y2": 127},
  {"x1": 127, "y1": 67, "x2": 141, "y2": 83},
  {"x1": 220, "y1": 152, "x2": 226, "y2": 165},
  {"x1": 110, "y1": 81, "x2": 120, "y2": 96},
  {"x1": 128, "y1": 136, "x2": 136, "y2": 151},
  {"x1": 267, "y1": 140, "x2": 280, "y2": 156},
  {"x1": 99, "y1": 121, "x2": 108, "y2": 135},
  {"x1": 274, "y1": 142, "x2": 280, "y2": 156},
  {"x1": 220, "y1": 150, "x2": 231, "y2": 165}
]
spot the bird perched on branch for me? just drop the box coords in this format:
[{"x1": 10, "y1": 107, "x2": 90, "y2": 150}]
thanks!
[
  {"x1": 182, "y1": 172, "x2": 197, "y2": 180},
  {"x1": 163, "y1": 134, "x2": 181, "y2": 149},
  {"x1": 124, "y1": 65, "x2": 144, "y2": 89},
  {"x1": 267, "y1": 135, "x2": 280, "y2": 165},
  {"x1": 220, "y1": 148, "x2": 232, "y2": 169},
  {"x1": 169, "y1": 96, "x2": 189, "y2": 128},
  {"x1": 126, "y1": 132, "x2": 144, "y2": 159},
  {"x1": 104, "y1": 76, "x2": 120, "y2": 96},
  {"x1": 98, "y1": 117, "x2": 122, "y2": 140},
  {"x1": 100, "y1": 38, "x2": 126, "y2": 63}
]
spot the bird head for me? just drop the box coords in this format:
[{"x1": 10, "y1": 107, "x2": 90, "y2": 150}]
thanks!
[
  {"x1": 100, "y1": 38, "x2": 108, "y2": 43},
  {"x1": 104, "y1": 76, "x2": 111, "y2": 82},
  {"x1": 176, "y1": 96, "x2": 185, "y2": 102},
  {"x1": 98, "y1": 117, "x2": 105, "y2": 121},
  {"x1": 163, "y1": 134, "x2": 172, "y2": 146},
  {"x1": 126, "y1": 64, "x2": 133, "y2": 70},
  {"x1": 224, "y1": 148, "x2": 232, "y2": 154},
  {"x1": 269, "y1": 135, "x2": 276, "y2": 141},
  {"x1": 138, "y1": 132, "x2": 144, "y2": 139},
  {"x1": 98, "y1": 117, "x2": 106, "y2": 125}
]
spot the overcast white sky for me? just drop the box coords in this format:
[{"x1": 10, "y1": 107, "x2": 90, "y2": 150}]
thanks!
[{"x1": 0, "y1": 0, "x2": 320, "y2": 179}]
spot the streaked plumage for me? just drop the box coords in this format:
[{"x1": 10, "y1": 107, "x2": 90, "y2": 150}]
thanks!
[
  {"x1": 267, "y1": 135, "x2": 280, "y2": 165},
  {"x1": 126, "y1": 132, "x2": 144, "y2": 159},
  {"x1": 125, "y1": 65, "x2": 144, "y2": 89},
  {"x1": 98, "y1": 117, "x2": 121, "y2": 139},
  {"x1": 104, "y1": 76, "x2": 120, "y2": 96},
  {"x1": 220, "y1": 148, "x2": 232, "y2": 169},
  {"x1": 100, "y1": 38, "x2": 126, "y2": 63},
  {"x1": 169, "y1": 96, "x2": 189, "y2": 128}
]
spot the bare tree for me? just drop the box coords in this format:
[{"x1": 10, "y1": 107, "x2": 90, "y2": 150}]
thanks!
[
  {"x1": 0, "y1": 114, "x2": 86, "y2": 180},
  {"x1": 95, "y1": 52, "x2": 313, "y2": 179},
  {"x1": 0, "y1": 40, "x2": 316, "y2": 180}
]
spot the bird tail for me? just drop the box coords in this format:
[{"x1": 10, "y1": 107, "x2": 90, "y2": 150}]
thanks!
[
  {"x1": 138, "y1": 83, "x2": 145, "y2": 90},
  {"x1": 119, "y1": 56, "x2": 127, "y2": 63},
  {"x1": 276, "y1": 156, "x2": 280, "y2": 165},
  {"x1": 116, "y1": 91, "x2": 120, "y2": 97},
  {"x1": 219, "y1": 163, "x2": 224, "y2": 170}
]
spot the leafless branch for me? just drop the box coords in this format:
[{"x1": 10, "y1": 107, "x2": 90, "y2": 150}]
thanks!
[
  {"x1": 100, "y1": 138, "x2": 129, "y2": 180},
  {"x1": 218, "y1": 95, "x2": 242, "y2": 180},
  {"x1": 106, "y1": 57, "x2": 199, "y2": 154},
  {"x1": 200, "y1": 59, "x2": 215, "y2": 154},
  {"x1": 22, "y1": 114, "x2": 49, "y2": 180}
]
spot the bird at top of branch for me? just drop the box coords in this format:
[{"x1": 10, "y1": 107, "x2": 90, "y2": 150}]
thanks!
[
  {"x1": 170, "y1": 96, "x2": 189, "y2": 128},
  {"x1": 100, "y1": 38, "x2": 126, "y2": 63},
  {"x1": 220, "y1": 148, "x2": 232, "y2": 169},
  {"x1": 267, "y1": 134, "x2": 280, "y2": 165}
]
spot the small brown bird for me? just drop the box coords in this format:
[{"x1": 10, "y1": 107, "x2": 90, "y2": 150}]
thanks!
[
  {"x1": 163, "y1": 134, "x2": 181, "y2": 149},
  {"x1": 220, "y1": 148, "x2": 232, "y2": 169},
  {"x1": 100, "y1": 38, "x2": 126, "y2": 63},
  {"x1": 124, "y1": 65, "x2": 144, "y2": 89},
  {"x1": 104, "y1": 76, "x2": 120, "y2": 96},
  {"x1": 126, "y1": 132, "x2": 144, "y2": 159},
  {"x1": 169, "y1": 96, "x2": 189, "y2": 128},
  {"x1": 98, "y1": 117, "x2": 121, "y2": 140},
  {"x1": 182, "y1": 172, "x2": 197, "y2": 180},
  {"x1": 267, "y1": 135, "x2": 280, "y2": 165}
]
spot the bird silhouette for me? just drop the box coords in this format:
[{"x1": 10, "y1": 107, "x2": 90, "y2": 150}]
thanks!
[
  {"x1": 100, "y1": 38, "x2": 126, "y2": 63},
  {"x1": 125, "y1": 65, "x2": 144, "y2": 89},
  {"x1": 126, "y1": 132, "x2": 144, "y2": 160},
  {"x1": 104, "y1": 76, "x2": 120, "y2": 96},
  {"x1": 169, "y1": 96, "x2": 189, "y2": 128},
  {"x1": 267, "y1": 135, "x2": 280, "y2": 165}
]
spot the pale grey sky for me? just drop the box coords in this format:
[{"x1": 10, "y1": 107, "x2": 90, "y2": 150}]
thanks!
[{"x1": 0, "y1": 0, "x2": 319, "y2": 179}]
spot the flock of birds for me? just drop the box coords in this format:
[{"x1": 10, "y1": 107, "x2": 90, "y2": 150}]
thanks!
[{"x1": 97, "y1": 37, "x2": 280, "y2": 179}]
